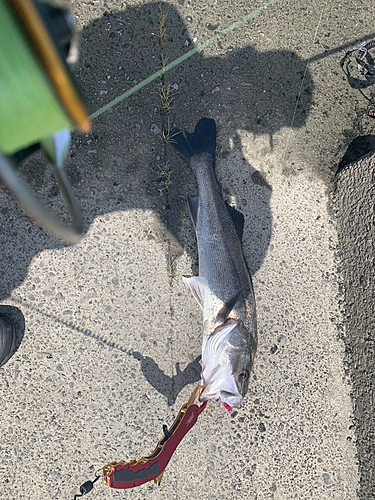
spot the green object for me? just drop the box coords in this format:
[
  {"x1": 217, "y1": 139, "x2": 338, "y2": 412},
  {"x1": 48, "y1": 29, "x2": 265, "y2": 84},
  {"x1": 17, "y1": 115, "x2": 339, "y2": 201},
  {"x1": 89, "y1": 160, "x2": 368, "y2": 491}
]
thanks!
[{"x1": 0, "y1": 0, "x2": 71, "y2": 155}]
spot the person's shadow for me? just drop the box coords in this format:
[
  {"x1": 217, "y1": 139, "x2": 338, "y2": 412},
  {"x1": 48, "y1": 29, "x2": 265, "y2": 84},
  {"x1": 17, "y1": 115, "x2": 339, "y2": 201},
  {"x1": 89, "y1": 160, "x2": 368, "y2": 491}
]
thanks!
[{"x1": 0, "y1": 2, "x2": 311, "y2": 402}]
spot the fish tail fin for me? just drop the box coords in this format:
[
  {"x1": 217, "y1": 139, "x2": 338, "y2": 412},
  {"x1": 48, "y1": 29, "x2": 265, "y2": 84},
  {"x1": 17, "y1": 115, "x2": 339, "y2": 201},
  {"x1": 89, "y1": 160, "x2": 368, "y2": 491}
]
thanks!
[{"x1": 168, "y1": 118, "x2": 216, "y2": 173}]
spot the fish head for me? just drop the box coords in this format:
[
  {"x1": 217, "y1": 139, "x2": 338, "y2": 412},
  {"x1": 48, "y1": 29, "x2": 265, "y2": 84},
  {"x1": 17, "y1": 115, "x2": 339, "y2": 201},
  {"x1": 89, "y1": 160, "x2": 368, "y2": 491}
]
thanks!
[{"x1": 200, "y1": 318, "x2": 256, "y2": 412}]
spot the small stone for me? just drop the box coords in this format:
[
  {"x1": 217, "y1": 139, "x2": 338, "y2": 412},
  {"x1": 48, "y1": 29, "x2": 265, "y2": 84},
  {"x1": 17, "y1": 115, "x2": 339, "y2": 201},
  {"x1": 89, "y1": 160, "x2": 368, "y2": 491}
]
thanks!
[
  {"x1": 323, "y1": 473, "x2": 333, "y2": 485},
  {"x1": 206, "y1": 23, "x2": 219, "y2": 31},
  {"x1": 151, "y1": 123, "x2": 161, "y2": 134},
  {"x1": 356, "y1": 398, "x2": 364, "y2": 415},
  {"x1": 258, "y1": 423, "x2": 266, "y2": 433},
  {"x1": 212, "y1": 86, "x2": 220, "y2": 93},
  {"x1": 277, "y1": 334, "x2": 287, "y2": 345}
]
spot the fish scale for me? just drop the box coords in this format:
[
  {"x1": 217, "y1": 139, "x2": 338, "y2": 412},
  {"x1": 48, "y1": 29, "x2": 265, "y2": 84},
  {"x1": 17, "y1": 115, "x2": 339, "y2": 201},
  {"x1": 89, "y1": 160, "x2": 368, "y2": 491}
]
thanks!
[
  {"x1": 192, "y1": 155, "x2": 253, "y2": 326},
  {"x1": 196, "y1": 156, "x2": 253, "y2": 306}
]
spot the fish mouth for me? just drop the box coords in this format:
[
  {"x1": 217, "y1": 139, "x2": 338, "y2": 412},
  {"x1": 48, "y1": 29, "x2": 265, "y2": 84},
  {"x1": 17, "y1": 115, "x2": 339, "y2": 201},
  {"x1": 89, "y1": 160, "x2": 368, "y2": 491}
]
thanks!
[
  {"x1": 200, "y1": 387, "x2": 243, "y2": 412},
  {"x1": 200, "y1": 374, "x2": 243, "y2": 411}
]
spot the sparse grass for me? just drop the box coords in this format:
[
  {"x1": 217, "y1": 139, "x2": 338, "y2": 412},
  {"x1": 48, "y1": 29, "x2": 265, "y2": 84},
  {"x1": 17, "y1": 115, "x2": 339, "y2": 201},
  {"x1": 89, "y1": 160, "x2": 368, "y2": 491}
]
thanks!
[
  {"x1": 160, "y1": 53, "x2": 168, "y2": 74},
  {"x1": 158, "y1": 0, "x2": 167, "y2": 44},
  {"x1": 159, "y1": 161, "x2": 172, "y2": 192},
  {"x1": 162, "y1": 239, "x2": 179, "y2": 285},
  {"x1": 159, "y1": 84, "x2": 174, "y2": 114},
  {"x1": 167, "y1": 249, "x2": 178, "y2": 285},
  {"x1": 157, "y1": 1, "x2": 174, "y2": 114},
  {"x1": 155, "y1": 1, "x2": 179, "y2": 291},
  {"x1": 161, "y1": 125, "x2": 179, "y2": 144}
]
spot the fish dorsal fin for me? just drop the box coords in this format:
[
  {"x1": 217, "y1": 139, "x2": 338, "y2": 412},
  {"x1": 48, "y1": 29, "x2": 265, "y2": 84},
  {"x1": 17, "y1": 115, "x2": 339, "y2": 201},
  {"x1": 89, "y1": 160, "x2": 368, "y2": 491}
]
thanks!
[
  {"x1": 187, "y1": 193, "x2": 199, "y2": 230},
  {"x1": 216, "y1": 285, "x2": 245, "y2": 322},
  {"x1": 182, "y1": 276, "x2": 208, "y2": 310},
  {"x1": 225, "y1": 202, "x2": 244, "y2": 241}
]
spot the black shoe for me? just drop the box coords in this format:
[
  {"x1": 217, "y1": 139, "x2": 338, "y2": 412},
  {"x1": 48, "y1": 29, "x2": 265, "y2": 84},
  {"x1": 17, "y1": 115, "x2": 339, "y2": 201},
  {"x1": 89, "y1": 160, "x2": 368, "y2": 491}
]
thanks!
[{"x1": 0, "y1": 307, "x2": 25, "y2": 367}]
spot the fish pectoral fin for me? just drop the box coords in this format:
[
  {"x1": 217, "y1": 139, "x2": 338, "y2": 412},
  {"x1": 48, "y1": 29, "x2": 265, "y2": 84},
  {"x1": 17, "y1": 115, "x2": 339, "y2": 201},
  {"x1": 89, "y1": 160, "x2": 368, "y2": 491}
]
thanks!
[
  {"x1": 225, "y1": 202, "x2": 245, "y2": 241},
  {"x1": 182, "y1": 276, "x2": 208, "y2": 310},
  {"x1": 216, "y1": 285, "x2": 245, "y2": 322},
  {"x1": 186, "y1": 193, "x2": 199, "y2": 230}
]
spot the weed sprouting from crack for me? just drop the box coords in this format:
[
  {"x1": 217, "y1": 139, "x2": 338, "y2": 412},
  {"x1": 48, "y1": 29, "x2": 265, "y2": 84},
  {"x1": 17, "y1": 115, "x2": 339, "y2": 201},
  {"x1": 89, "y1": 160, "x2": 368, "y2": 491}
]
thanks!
[
  {"x1": 161, "y1": 120, "x2": 180, "y2": 143},
  {"x1": 157, "y1": 1, "x2": 174, "y2": 115},
  {"x1": 167, "y1": 250, "x2": 178, "y2": 286},
  {"x1": 160, "y1": 53, "x2": 168, "y2": 74},
  {"x1": 159, "y1": 84, "x2": 174, "y2": 114},
  {"x1": 159, "y1": 161, "x2": 172, "y2": 192},
  {"x1": 158, "y1": 0, "x2": 167, "y2": 44},
  {"x1": 156, "y1": 2, "x2": 180, "y2": 291},
  {"x1": 162, "y1": 239, "x2": 179, "y2": 286}
]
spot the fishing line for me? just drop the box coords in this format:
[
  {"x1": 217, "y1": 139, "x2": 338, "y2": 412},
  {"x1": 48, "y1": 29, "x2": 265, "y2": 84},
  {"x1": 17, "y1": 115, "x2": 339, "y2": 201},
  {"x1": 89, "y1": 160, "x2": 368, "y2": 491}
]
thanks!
[
  {"x1": 289, "y1": 0, "x2": 329, "y2": 130},
  {"x1": 278, "y1": 0, "x2": 329, "y2": 177},
  {"x1": 88, "y1": 0, "x2": 280, "y2": 122}
]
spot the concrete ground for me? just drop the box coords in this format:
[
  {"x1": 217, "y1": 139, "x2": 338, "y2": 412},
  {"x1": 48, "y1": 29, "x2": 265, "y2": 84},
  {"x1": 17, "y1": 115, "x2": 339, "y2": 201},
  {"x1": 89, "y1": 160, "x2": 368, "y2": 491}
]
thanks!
[
  {"x1": 335, "y1": 152, "x2": 375, "y2": 500},
  {"x1": 0, "y1": 0, "x2": 374, "y2": 499}
]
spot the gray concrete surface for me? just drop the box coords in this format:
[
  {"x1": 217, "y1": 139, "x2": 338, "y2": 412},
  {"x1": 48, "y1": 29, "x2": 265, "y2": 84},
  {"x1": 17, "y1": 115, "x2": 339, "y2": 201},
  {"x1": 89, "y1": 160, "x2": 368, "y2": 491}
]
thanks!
[
  {"x1": 335, "y1": 153, "x2": 375, "y2": 500},
  {"x1": 1, "y1": 0, "x2": 374, "y2": 498}
]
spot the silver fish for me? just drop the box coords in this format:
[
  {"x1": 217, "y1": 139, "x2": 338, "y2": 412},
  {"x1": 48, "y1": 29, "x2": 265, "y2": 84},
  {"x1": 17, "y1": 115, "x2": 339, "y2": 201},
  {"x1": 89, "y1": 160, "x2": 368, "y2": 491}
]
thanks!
[{"x1": 169, "y1": 118, "x2": 257, "y2": 412}]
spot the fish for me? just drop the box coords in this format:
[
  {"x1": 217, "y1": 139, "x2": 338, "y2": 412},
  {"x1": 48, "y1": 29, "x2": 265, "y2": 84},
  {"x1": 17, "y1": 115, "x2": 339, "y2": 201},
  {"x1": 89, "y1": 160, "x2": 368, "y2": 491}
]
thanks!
[{"x1": 169, "y1": 118, "x2": 257, "y2": 412}]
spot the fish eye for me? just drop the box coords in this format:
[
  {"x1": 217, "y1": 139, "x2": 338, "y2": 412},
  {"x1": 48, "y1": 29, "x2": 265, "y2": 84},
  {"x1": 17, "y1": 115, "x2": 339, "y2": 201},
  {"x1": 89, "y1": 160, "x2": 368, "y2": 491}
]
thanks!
[{"x1": 239, "y1": 369, "x2": 249, "y2": 381}]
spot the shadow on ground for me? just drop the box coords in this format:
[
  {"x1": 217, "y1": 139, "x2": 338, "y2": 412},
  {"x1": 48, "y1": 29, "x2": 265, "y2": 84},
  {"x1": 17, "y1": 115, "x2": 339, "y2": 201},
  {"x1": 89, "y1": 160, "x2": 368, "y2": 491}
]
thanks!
[
  {"x1": 132, "y1": 351, "x2": 202, "y2": 405},
  {"x1": 336, "y1": 135, "x2": 375, "y2": 173},
  {"x1": 2, "y1": 297, "x2": 198, "y2": 405},
  {"x1": 0, "y1": 2, "x2": 313, "y2": 298}
]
